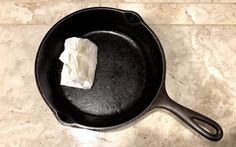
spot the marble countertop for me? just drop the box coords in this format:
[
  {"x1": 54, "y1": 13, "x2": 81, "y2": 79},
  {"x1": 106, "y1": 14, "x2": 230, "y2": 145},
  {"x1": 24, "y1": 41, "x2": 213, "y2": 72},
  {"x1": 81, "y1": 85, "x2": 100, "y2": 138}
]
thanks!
[{"x1": 0, "y1": 0, "x2": 235, "y2": 147}]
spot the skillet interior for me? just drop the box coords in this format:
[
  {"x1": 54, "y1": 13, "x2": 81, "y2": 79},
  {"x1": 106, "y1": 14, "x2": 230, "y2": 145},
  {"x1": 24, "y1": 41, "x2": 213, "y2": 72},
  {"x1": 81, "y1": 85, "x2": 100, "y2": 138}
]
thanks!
[{"x1": 35, "y1": 8, "x2": 164, "y2": 128}]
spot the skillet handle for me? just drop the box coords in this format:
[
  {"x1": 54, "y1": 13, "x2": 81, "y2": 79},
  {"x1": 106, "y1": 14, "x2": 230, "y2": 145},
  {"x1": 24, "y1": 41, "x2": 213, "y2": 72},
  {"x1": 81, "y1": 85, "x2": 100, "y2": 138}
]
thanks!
[{"x1": 155, "y1": 88, "x2": 223, "y2": 141}]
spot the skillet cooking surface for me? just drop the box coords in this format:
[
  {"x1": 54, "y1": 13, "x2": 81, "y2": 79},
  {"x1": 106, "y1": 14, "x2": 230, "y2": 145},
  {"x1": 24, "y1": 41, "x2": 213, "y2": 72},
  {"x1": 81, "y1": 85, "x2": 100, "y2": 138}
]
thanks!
[{"x1": 61, "y1": 31, "x2": 146, "y2": 116}]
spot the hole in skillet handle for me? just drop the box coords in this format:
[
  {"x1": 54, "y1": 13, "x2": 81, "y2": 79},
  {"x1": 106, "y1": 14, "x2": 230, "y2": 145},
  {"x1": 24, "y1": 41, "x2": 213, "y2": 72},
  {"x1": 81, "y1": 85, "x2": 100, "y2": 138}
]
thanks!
[
  {"x1": 193, "y1": 118, "x2": 217, "y2": 135},
  {"x1": 152, "y1": 87, "x2": 223, "y2": 141},
  {"x1": 123, "y1": 10, "x2": 142, "y2": 25}
]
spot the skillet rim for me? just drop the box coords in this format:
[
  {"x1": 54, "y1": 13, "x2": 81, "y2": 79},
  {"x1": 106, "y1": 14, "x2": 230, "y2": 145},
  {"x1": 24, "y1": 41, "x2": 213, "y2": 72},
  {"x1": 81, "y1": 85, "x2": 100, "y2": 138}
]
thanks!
[{"x1": 34, "y1": 7, "x2": 167, "y2": 130}]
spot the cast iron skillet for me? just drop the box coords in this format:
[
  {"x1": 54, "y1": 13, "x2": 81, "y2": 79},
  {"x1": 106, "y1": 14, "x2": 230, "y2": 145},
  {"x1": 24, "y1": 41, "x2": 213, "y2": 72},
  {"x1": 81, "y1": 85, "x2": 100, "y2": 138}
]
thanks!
[{"x1": 35, "y1": 7, "x2": 223, "y2": 141}]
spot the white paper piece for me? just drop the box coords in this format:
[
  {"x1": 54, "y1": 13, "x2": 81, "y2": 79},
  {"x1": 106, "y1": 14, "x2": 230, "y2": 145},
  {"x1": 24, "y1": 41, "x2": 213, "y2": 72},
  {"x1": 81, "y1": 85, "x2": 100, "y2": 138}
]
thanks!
[{"x1": 59, "y1": 37, "x2": 98, "y2": 89}]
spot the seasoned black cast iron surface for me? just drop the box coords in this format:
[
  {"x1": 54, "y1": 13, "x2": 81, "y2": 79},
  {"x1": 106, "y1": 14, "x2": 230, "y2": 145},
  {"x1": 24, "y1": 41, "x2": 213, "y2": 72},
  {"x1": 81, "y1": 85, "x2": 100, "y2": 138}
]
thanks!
[
  {"x1": 36, "y1": 8, "x2": 163, "y2": 127},
  {"x1": 35, "y1": 7, "x2": 223, "y2": 141}
]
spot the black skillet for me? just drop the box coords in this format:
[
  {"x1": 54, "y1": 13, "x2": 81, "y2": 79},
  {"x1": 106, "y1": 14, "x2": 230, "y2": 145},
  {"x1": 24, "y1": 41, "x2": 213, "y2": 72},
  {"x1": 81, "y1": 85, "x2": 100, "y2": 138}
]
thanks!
[{"x1": 35, "y1": 7, "x2": 223, "y2": 141}]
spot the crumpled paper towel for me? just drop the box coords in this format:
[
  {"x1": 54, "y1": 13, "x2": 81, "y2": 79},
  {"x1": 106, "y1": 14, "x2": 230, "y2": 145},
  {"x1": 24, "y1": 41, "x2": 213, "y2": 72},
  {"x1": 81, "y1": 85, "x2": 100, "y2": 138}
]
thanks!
[{"x1": 59, "y1": 37, "x2": 98, "y2": 89}]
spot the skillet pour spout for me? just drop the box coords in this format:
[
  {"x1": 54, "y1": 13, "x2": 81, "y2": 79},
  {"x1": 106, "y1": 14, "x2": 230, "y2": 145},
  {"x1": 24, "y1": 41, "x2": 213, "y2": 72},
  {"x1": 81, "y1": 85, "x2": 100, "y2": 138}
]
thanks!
[{"x1": 35, "y1": 7, "x2": 223, "y2": 141}]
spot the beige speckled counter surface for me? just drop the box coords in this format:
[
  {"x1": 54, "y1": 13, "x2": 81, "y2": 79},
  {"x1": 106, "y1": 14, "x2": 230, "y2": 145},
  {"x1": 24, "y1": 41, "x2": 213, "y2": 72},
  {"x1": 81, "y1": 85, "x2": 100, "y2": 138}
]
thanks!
[{"x1": 0, "y1": 0, "x2": 235, "y2": 147}]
